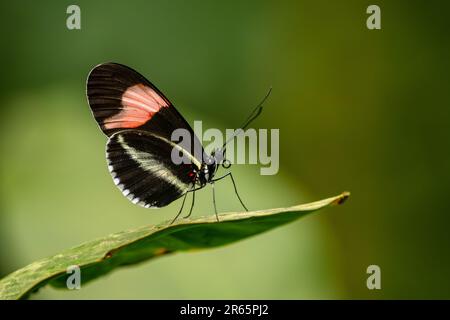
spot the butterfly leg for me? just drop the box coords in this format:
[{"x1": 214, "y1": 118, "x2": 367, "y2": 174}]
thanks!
[
  {"x1": 228, "y1": 172, "x2": 248, "y2": 212},
  {"x1": 183, "y1": 189, "x2": 196, "y2": 219},
  {"x1": 211, "y1": 183, "x2": 219, "y2": 222},
  {"x1": 170, "y1": 191, "x2": 189, "y2": 224},
  {"x1": 212, "y1": 172, "x2": 248, "y2": 212}
]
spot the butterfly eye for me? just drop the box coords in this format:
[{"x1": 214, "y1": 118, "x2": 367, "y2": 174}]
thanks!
[{"x1": 222, "y1": 159, "x2": 231, "y2": 169}]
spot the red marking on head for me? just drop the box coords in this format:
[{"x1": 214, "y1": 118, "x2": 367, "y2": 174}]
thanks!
[
  {"x1": 103, "y1": 84, "x2": 169, "y2": 130},
  {"x1": 188, "y1": 170, "x2": 197, "y2": 182}
]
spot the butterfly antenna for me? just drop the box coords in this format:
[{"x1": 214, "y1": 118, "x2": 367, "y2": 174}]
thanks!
[
  {"x1": 240, "y1": 86, "x2": 272, "y2": 130},
  {"x1": 220, "y1": 87, "x2": 272, "y2": 152}
]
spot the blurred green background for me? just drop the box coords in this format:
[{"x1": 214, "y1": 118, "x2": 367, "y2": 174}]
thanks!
[{"x1": 1, "y1": 0, "x2": 449, "y2": 299}]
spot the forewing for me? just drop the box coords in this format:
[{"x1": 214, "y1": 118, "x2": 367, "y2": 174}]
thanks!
[{"x1": 87, "y1": 62, "x2": 196, "y2": 141}]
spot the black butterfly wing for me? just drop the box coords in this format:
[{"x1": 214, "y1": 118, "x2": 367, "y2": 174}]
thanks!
[
  {"x1": 87, "y1": 62, "x2": 199, "y2": 143},
  {"x1": 106, "y1": 130, "x2": 200, "y2": 208},
  {"x1": 86, "y1": 63, "x2": 206, "y2": 207}
]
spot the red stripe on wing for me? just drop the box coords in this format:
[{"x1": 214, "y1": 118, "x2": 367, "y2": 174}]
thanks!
[{"x1": 103, "y1": 83, "x2": 169, "y2": 130}]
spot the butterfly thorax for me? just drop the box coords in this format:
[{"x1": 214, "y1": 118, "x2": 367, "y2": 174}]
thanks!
[{"x1": 196, "y1": 157, "x2": 217, "y2": 186}]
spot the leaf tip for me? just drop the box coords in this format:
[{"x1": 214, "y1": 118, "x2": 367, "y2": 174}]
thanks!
[{"x1": 333, "y1": 191, "x2": 350, "y2": 206}]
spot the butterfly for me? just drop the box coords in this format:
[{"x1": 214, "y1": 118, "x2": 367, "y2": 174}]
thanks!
[{"x1": 86, "y1": 63, "x2": 269, "y2": 222}]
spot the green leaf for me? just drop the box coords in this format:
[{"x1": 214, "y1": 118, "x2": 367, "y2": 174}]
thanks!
[{"x1": 0, "y1": 192, "x2": 349, "y2": 300}]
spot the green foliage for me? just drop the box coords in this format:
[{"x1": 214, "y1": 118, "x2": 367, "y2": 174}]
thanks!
[{"x1": 0, "y1": 192, "x2": 349, "y2": 300}]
